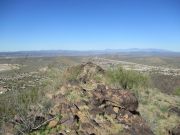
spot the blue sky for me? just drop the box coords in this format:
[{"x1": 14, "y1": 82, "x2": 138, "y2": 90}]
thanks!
[{"x1": 0, "y1": 0, "x2": 180, "y2": 51}]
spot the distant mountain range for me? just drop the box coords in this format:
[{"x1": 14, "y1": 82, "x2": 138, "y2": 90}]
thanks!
[
  {"x1": 104, "y1": 48, "x2": 172, "y2": 53},
  {"x1": 0, "y1": 49, "x2": 179, "y2": 57}
]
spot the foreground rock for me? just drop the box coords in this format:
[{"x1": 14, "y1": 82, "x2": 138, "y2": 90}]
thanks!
[{"x1": 48, "y1": 83, "x2": 153, "y2": 135}]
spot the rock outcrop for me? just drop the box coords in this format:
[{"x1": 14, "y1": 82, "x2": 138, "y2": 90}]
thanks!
[
  {"x1": 11, "y1": 62, "x2": 154, "y2": 135},
  {"x1": 50, "y1": 85, "x2": 153, "y2": 134},
  {"x1": 46, "y1": 62, "x2": 154, "y2": 135}
]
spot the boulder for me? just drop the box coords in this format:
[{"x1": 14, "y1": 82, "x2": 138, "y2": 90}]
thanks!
[{"x1": 93, "y1": 85, "x2": 138, "y2": 112}]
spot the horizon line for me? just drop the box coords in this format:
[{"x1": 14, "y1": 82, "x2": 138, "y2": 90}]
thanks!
[{"x1": 0, "y1": 48, "x2": 179, "y2": 53}]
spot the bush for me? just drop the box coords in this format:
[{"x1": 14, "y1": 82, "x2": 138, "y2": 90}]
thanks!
[
  {"x1": 0, "y1": 88, "x2": 40, "y2": 124},
  {"x1": 106, "y1": 66, "x2": 149, "y2": 89},
  {"x1": 63, "y1": 65, "x2": 82, "y2": 82},
  {"x1": 174, "y1": 87, "x2": 180, "y2": 96},
  {"x1": 66, "y1": 90, "x2": 82, "y2": 102}
]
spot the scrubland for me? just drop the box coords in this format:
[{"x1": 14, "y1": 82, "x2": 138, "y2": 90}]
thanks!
[{"x1": 0, "y1": 56, "x2": 179, "y2": 135}]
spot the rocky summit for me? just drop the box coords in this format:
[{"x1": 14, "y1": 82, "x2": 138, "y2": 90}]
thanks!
[
  {"x1": 11, "y1": 62, "x2": 155, "y2": 135},
  {"x1": 43, "y1": 62, "x2": 154, "y2": 135}
]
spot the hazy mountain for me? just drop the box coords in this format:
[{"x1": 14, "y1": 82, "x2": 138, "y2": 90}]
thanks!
[{"x1": 0, "y1": 49, "x2": 179, "y2": 57}]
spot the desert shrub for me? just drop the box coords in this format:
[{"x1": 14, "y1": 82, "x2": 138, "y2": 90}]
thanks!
[
  {"x1": 138, "y1": 88, "x2": 180, "y2": 135},
  {"x1": 92, "y1": 74, "x2": 103, "y2": 83},
  {"x1": 44, "y1": 67, "x2": 64, "y2": 92},
  {"x1": 0, "y1": 88, "x2": 41, "y2": 135},
  {"x1": 17, "y1": 88, "x2": 39, "y2": 107},
  {"x1": 150, "y1": 73, "x2": 180, "y2": 94},
  {"x1": 106, "y1": 66, "x2": 149, "y2": 89},
  {"x1": 66, "y1": 90, "x2": 82, "y2": 102},
  {"x1": 174, "y1": 87, "x2": 180, "y2": 96},
  {"x1": 0, "y1": 88, "x2": 40, "y2": 124},
  {"x1": 42, "y1": 99, "x2": 53, "y2": 112},
  {"x1": 63, "y1": 65, "x2": 82, "y2": 82},
  {"x1": 0, "y1": 70, "x2": 60, "y2": 134}
]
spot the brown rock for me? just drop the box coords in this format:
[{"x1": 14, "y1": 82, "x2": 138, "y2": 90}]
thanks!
[
  {"x1": 48, "y1": 120, "x2": 59, "y2": 128},
  {"x1": 113, "y1": 107, "x2": 119, "y2": 113}
]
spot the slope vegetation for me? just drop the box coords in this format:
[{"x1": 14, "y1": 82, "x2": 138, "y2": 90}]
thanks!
[{"x1": 1, "y1": 62, "x2": 180, "y2": 135}]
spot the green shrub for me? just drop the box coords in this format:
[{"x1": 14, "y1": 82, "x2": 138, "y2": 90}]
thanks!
[
  {"x1": 45, "y1": 67, "x2": 64, "y2": 91},
  {"x1": 66, "y1": 90, "x2": 82, "y2": 102},
  {"x1": 17, "y1": 88, "x2": 39, "y2": 107},
  {"x1": 106, "y1": 66, "x2": 149, "y2": 89},
  {"x1": 0, "y1": 88, "x2": 39, "y2": 122},
  {"x1": 174, "y1": 87, "x2": 180, "y2": 96},
  {"x1": 63, "y1": 66, "x2": 82, "y2": 81}
]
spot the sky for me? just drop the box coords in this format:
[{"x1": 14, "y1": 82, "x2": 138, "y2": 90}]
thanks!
[{"x1": 0, "y1": 0, "x2": 180, "y2": 52}]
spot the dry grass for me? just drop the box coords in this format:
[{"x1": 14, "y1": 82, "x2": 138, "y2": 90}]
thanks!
[{"x1": 138, "y1": 88, "x2": 180, "y2": 135}]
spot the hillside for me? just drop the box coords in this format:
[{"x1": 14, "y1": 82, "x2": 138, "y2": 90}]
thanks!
[{"x1": 1, "y1": 62, "x2": 180, "y2": 135}]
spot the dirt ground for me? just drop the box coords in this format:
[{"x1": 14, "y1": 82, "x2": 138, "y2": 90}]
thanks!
[{"x1": 0, "y1": 64, "x2": 19, "y2": 72}]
